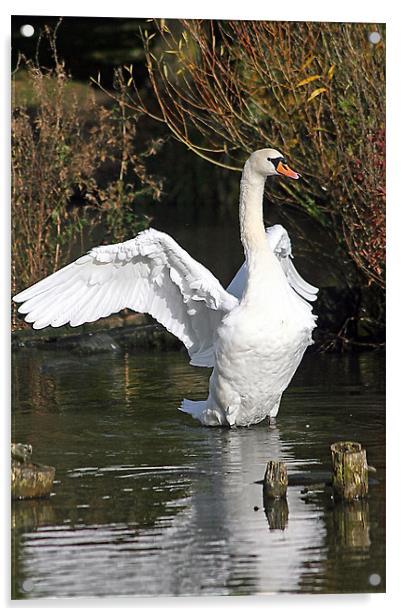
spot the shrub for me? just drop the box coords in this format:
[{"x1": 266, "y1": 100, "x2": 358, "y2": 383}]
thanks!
[
  {"x1": 120, "y1": 19, "x2": 385, "y2": 292},
  {"x1": 11, "y1": 31, "x2": 162, "y2": 328}
]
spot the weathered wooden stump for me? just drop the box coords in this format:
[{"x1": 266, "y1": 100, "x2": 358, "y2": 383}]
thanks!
[
  {"x1": 263, "y1": 460, "x2": 288, "y2": 500},
  {"x1": 330, "y1": 441, "x2": 368, "y2": 502},
  {"x1": 11, "y1": 443, "x2": 55, "y2": 500}
]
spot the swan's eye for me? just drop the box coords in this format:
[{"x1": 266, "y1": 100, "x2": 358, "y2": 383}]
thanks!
[{"x1": 269, "y1": 157, "x2": 286, "y2": 169}]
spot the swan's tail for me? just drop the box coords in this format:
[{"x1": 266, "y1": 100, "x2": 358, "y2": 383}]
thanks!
[
  {"x1": 179, "y1": 399, "x2": 227, "y2": 426},
  {"x1": 179, "y1": 399, "x2": 207, "y2": 421}
]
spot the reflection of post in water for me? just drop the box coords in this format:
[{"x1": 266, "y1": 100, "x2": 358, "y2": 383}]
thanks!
[
  {"x1": 263, "y1": 492, "x2": 289, "y2": 531},
  {"x1": 262, "y1": 461, "x2": 289, "y2": 531},
  {"x1": 12, "y1": 498, "x2": 57, "y2": 531},
  {"x1": 12, "y1": 499, "x2": 57, "y2": 600},
  {"x1": 331, "y1": 499, "x2": 371, "y2": 550}
]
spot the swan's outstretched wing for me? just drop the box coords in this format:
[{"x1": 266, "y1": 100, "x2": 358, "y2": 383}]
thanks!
[
  {"x1": 226, "y1": 224, "x2": 319, "y2": 302},
  {"x1": 13, "y1": 228, "x2": 238, "y2": 367}
]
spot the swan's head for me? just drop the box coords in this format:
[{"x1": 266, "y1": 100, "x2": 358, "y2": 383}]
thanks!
[{"x1": 246, "y1": 148, "x2": 300, "y2": 180}]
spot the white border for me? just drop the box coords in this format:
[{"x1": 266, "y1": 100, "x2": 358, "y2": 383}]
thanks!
[
  {"x1": 3, "y1": 0, "x2": 393, "y2": 22},
  {"x1": 2, "y1": 1, "x2": 401, "y2": 613}
]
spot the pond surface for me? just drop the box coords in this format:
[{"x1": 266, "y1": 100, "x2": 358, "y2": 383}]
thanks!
[{"x1": 12, "y1": 348, "x2": 385, "y2": 598}]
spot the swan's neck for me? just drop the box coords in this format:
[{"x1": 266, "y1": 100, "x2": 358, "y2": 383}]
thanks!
[{"x1": 239, "y1": 161, "x2": 273, "y2": 265}]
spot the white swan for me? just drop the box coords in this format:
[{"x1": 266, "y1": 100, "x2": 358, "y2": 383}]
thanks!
[{"x1": 13, "y1": 149, "x2": 318, "y2": 427}]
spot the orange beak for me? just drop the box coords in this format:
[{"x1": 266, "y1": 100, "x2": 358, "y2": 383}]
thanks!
[{"x1": 276, "y1": 160, "x2": 300, "y2": 180}]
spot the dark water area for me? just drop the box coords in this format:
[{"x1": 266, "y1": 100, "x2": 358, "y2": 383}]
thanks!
[{"x1": 12, "y1": 348, "x2": 385, "y2": 599}]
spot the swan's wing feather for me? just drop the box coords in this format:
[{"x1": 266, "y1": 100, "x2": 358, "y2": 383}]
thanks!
[
  {"x1": 267, "y1": 225, "x2": 319, "y2": 302},
  {"x1": 13, "y1": 228, "x2": 238, "y2": 366},
  {"x1": 226, "y1": 224, "x2": 319, "y2": 302},
  {"x1": 281, "y1": 258, "x2": 319, "y2": 302}
]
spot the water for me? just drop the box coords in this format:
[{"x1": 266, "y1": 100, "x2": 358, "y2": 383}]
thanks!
[{"x1": 11, "y1": 348, "x2": 385, "y2": 598}]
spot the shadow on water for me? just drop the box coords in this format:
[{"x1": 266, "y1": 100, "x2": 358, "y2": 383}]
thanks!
[{"x1": 12, "y1": 348, "x2": 385, "y2": 598}]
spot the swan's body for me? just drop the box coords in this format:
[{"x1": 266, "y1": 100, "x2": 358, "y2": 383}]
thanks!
[{"x1": 13, "y1": 149, "x2": 318, "y2": 427}]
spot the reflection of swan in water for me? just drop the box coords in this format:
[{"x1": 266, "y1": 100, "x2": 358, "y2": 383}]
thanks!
[
  {"x1": 13, "y1": 149, "x2": 318, "y2": 428},
  {"x1": 13, "y1": 351, "x2": 375, "y2": 596},
  {"x1": 14, "y1": 418, "x2": 368, "y2": 596},
  {"x1": 125, "y1": 423, "x2": 328, "y2": 595}
]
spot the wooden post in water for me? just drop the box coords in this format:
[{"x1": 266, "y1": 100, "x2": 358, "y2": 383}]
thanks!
[
  {"x1": 263, "y1": 460, "x2": 288, "y2": 500},
  {"x1": 330, "y1": 441, "x2": 368, "y2": 502},
  {"x1": 11, "y1": 443, "x2": 55, "y2": 499}
]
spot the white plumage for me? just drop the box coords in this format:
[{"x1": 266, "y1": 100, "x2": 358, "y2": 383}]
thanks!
[{"x1": 13, "y1": 148, "x2": 318, "y2": 427}]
